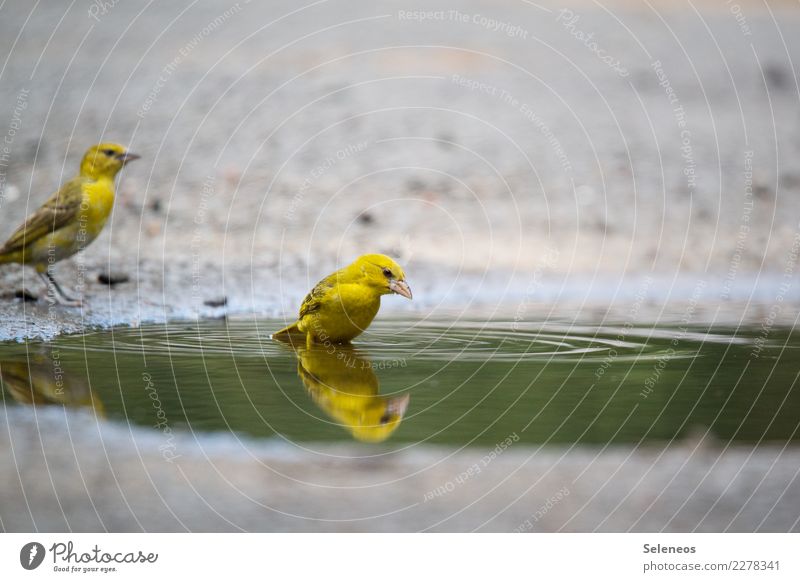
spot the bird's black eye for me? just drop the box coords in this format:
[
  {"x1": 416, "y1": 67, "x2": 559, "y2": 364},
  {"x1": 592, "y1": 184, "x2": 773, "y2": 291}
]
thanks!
[
  {"x1": 102, "y1": 149, "x2": 116, "y2": 157},
  {"x1": 382, "y1": 267, "x2": 393, "y2": 278},
  {"x1": 379, "y1": 413, "x2": 392, "y2": 425}
]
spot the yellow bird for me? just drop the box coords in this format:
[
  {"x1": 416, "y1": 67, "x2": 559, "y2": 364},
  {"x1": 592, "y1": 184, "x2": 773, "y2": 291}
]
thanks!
[
  {"x1": 294, "y1": 344, "x2": 410, "y2": 443},
  {"x1": 0, "y1": 143, "x2": 139, "y2": 305},
  {"x1": 272, "y1": 253, "x2": 412, "y2": 344}
]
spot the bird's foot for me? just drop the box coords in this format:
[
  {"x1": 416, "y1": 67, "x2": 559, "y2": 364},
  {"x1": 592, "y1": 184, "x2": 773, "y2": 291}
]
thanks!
[
  {"x1": 44, "y1": 293, "x2": 84, "y2": 308},
  {"x1": 59, "y1": 297, "x2": 84, "y2": 308},
  {"x1": 38, "y1": 271, "x2": 84, "y2": 307}
]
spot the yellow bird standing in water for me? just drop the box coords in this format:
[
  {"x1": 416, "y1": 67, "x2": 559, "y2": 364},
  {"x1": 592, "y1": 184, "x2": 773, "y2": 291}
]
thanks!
[
  {"x1": 0, "y1": 143, "x2": 139, "y2": 305},
  {"x1": 272, "y1": 253, "x2": 412, "y2": 344}
]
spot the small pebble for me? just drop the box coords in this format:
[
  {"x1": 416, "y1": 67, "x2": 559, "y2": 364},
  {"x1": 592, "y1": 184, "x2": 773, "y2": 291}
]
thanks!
[
  {"x1": 98, "y1": 271, "x2": 130, "y2": 286},
  {"x1": 406, "y1": 179, "x2": 426, "y2": 192},
  {"x1": 765, "y1": 64, "x2": 789, "y2": 90},
  {"x1": 204, "y1": 296, "x2": 228, "y2": 308},
  {"x1": 15, "y1": 289, "x2": 38, "y2": 302},
  {"x1": 754, "y1": 184, "x2": 772, "y2": 198},
  {"x1": 357, "y1": 212, "x2": 374, "y2": 225}
]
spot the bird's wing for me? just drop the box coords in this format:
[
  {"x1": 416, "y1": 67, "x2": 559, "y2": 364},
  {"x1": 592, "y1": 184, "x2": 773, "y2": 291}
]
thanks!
[
  {"x1": 298, "y1": 274, "x2": 336, "y2": 319},
  {"x1": 0, "y1": 178, "x2": 85, "y2": 254},
  {"x1": 272, "y1": 276, "x2": 336, "y2": 341}
]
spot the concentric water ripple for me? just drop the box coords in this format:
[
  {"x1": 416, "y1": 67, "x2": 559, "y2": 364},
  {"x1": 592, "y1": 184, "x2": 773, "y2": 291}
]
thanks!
[
  {"x1": 42, "y1": 318, "x2": 752, "y2": 363},
  {"x1": 0, "y1": 318, "x2": 796, "y2": 446}
]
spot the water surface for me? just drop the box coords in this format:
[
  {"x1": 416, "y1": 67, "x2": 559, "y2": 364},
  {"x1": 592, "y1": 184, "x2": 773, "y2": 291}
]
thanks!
[{"x1": 1, "y1": 318, "x2": 797, "y2": 446}]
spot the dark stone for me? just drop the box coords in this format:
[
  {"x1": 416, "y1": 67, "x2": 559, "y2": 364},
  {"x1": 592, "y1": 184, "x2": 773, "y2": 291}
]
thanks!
[
  {"x1": 15, "y1": 289, "x2": 38, "y2": 302},
  {"x1": 406, "y1": 179, "x2": 426, "y2": 192},
  {"x1": 204, "y1": 296, "x2": 228, "y2": 308},
  {"x1": 780, "y1": 174, "x2": 800, "y2": 189},
  {"x1": 98, "y1": 271, "x2": 130, "y2": 286},
  {"x1": 357, "y1": 212, "x2": 374, "y2": 225},
  {"x1": 754, "y1": 184, "x2": 772, "y2": 198},
  {"x1": 765, "y1": 65, "x2": 789, "y2": 91}
]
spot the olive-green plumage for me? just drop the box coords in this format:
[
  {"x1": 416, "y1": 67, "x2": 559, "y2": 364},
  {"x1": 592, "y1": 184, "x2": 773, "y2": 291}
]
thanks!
[{"x1": 0, "y1": 143, "x2": 139, "y2": 304}]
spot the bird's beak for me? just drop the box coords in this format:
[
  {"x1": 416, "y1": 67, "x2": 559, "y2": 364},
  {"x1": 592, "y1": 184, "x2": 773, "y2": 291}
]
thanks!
[
  {"x1": 117, "y1": 152, "x2": 140, "y2": 164},
  {"x1": 389, "y1": 279, "x2": 412, "y2": 300},
  {"x1": 387, "y1": 393, "x2": 410, "y2": 418}
]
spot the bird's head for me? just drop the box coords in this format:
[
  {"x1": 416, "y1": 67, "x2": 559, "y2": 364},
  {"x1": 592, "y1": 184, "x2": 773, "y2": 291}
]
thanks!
[
  {"x1": 350, "y1": 393, "x2": 410, "y2": 443},
  {"x1": 353, "y1": 254, "x2": 412, "y2": 300},
  {"x1": 80, "y1": 143, "x2": 140, "y2": 179}
]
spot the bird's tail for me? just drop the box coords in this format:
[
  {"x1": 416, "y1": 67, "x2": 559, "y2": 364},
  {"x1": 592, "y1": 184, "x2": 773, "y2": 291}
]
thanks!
[{"x1": 271, "y1": 321, "x2": 305, "y2": 344}]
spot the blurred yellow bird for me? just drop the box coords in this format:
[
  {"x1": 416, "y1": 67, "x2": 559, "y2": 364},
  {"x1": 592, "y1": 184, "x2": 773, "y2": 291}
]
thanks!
[
  {"x1": 272, "y1": 253, "x2": 412, "y2": 344},
  {"x1": 0, "y1": 142, "x2": 139, "y2": 305},
  {"x1": 294, "y1": 344, "x2": 410, "y2": 442},
  {"x1": 0, "y1": 349, "x2": 105, "y2": 416}
]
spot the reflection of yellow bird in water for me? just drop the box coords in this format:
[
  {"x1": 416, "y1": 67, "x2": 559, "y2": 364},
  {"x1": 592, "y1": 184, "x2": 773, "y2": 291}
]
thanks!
[
  {"x1": 0, "y1": 143, "x2": 139, "y2": 305},
  {"x1": 294, "y1": 344, "x2": 410, "y2": 443},
  {"x1": 0, "y1": 350, "x2": 104, "y2": 416},
  {"x1": 272, "y1": 254, "x2": 412, "y2": 345}
]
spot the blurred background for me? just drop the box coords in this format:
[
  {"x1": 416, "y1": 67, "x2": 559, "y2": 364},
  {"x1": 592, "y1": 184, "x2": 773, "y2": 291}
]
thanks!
[
  {"x1": 1, "y1": 0, "x2": 798, "y2": 319},
  {"x1": 1, "y1": 0, "x2": 799, "y2": 532}
]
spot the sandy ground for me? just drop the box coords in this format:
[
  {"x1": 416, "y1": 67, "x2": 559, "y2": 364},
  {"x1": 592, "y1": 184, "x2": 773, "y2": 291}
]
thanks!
[
  {"x1": 0, "y1": 0, "x2": 799, "y2": 336},
  {"x1": 2, "y1": 407, "x2": 798, "y2": 532},
  {"x1": 1, "y1": 0, "x2": 799, "y2": 531}
]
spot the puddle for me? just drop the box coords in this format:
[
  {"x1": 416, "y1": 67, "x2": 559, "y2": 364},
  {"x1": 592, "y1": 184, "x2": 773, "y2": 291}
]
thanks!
[{"x1": 1, "y1": 318, "x2": 797, "y2": 445}]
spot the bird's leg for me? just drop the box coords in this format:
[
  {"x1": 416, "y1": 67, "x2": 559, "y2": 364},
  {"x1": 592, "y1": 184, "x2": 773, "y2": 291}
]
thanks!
[{"x1": 38, "y1": 271, "x2": 82, "y2": 307}]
